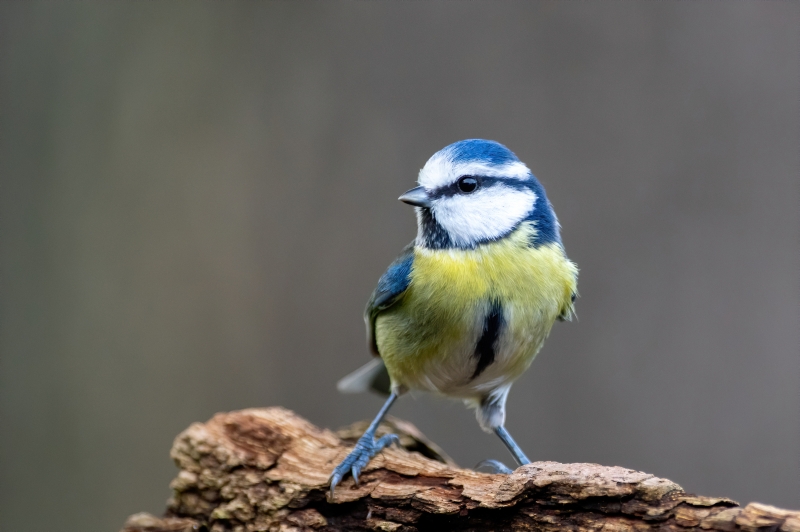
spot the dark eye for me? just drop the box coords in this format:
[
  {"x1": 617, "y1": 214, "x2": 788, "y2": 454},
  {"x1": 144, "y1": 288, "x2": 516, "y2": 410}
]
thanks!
[{"x1": 457, "y1": 176, "x2": 479, "y2": 193}]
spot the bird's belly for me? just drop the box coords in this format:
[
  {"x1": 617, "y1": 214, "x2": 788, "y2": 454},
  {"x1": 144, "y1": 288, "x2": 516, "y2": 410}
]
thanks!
[
  {"x1": 377, "y1": 302, "x2": 551, "y2": 397},
  {"x1": 375, "y1": 236, "x2": 577, "y2": 398}
]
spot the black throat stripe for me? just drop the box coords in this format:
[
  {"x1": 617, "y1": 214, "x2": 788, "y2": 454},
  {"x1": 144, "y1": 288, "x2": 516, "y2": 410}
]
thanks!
[{"x1": 472, "y1": 302, "x2": 503, "y2": 380}]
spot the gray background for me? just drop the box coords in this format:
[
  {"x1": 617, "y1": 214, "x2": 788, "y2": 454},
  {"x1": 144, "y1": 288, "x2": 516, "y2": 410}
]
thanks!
[{"x1": 1, "y1": 2, "x2": 798, "y2": 531}]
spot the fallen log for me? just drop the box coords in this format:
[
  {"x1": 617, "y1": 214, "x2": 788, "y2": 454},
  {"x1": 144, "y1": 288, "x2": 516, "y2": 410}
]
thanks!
[{"x1": 121, "y1": 407, "x2": 800, "y2": 532}]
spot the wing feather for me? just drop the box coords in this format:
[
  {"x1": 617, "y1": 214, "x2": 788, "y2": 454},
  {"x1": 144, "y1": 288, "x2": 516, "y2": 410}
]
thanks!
[{"x1": 364, "y1": 243, "x2": 414, "y2": 355}]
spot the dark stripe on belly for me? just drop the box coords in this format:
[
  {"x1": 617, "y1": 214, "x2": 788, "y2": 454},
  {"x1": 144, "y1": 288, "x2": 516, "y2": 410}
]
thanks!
[{"x1": 471, "y1": 302, "x2": 503, "y2": 380}]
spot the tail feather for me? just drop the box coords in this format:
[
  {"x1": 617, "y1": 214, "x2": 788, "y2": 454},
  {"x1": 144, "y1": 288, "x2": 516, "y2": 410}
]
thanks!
[{"x1": 337, "y1": 358, "x2": 391, "y2": 396}]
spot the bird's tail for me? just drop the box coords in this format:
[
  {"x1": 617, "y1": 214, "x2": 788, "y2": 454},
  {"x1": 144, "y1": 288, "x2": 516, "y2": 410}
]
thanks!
[{"x1": 337, "y1": 358, "x2": 392, "y2": 396}]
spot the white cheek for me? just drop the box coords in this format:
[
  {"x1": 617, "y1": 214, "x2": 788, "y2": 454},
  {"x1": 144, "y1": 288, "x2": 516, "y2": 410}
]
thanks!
[{"x1": 432, "y1": 187, "x2": 537, "y2": 247}]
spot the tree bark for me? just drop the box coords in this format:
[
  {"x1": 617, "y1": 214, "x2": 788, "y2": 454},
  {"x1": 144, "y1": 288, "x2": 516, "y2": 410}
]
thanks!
[{"x1": 121, "y1": 407, "x2": 800, "y2": 532}]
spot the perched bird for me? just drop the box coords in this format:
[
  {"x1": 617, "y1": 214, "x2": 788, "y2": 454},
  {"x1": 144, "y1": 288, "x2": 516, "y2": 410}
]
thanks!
[{"x1": 330, "y1": 139, "x2": 578, "y2": 494}]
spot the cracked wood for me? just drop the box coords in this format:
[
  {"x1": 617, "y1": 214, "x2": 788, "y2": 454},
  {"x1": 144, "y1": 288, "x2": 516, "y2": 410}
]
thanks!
[{"x1": 121, "y1": 407, "x2": 800, "y2": 532}]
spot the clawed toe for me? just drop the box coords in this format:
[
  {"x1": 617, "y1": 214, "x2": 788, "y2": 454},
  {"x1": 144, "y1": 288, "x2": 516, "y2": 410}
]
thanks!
[
  {"x1": 475, "y1": 459, "x2": 514, "y2": 474},
  {"x1": 329, "y1": 432, "x2": 399, "y2": 498}
]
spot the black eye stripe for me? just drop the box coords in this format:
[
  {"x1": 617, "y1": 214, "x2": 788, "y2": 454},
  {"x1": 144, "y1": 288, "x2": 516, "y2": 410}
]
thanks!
[{"x1": 429, "y1": 175, "x2": 532, "y2": 199}]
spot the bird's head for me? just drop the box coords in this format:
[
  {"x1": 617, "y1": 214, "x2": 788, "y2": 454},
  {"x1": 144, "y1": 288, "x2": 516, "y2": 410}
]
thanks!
[{"x1": 399, "y1": 139, "x2": 560, "y2": 249}]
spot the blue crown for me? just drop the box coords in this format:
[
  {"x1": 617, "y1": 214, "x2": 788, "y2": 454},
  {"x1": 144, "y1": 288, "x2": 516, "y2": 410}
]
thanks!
[{"x1": 442, "y1": 139, "x2": 521, "y2": 166}]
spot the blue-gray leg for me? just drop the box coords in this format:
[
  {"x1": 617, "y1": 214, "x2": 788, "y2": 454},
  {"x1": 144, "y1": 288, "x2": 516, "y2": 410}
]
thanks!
[
  {"x1": 329, "y1": 392, "x2": 400, "y2": 497},
  {"x1": 476, "y1": 426, "x2": 530, "y2": 474},
  {"x1": 496, "y1": 425, "x2": 530, "y2": 465},
  {"x1": 474, "y1": 389, "x2": 530, "y2": 474}
]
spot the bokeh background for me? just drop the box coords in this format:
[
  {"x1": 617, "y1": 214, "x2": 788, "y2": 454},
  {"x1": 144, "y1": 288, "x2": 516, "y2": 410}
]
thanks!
[{"x1": 1, "y1": 2, "x2": 798, "y2": 531}]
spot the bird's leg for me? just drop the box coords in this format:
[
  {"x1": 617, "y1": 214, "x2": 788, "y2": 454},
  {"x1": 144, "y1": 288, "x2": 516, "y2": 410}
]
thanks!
[
  {"x1": 476, "y1": 426, "x2": 530, "y2": 474},
  {"x1": 495, "y1": 425, "x2": 530, "y2": 465},
  {"x1": 329, "y1": 391, "x2": 400, "y2": 497},
  {"x1": 474, "y1": 389, "x2": 530, "y2": 474}
]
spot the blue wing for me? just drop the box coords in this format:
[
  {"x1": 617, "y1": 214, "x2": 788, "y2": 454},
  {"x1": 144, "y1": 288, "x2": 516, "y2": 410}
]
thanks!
[{"x1": 365, "y1": 243, "x2": 414, "y2": 356}]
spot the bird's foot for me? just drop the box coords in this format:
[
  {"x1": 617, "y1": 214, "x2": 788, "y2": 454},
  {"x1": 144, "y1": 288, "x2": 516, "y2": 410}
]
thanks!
[
  {"x1": 475, "y1": 459, "x2": 514, "y2": 474},
  {"x1": 329, "y1": 432, "x2": 400, "y2": 497}
]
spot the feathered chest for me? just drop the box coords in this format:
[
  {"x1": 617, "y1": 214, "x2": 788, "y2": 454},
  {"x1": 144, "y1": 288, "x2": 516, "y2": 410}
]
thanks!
[{"x1": 375, "y1": 223, "x2": 578, "y2": 396}]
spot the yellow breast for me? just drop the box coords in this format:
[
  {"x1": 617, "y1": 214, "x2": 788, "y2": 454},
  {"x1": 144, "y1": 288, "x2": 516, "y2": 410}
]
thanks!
[{"x1": 375, "y1": 223, "x2": 578, "y2": 396}]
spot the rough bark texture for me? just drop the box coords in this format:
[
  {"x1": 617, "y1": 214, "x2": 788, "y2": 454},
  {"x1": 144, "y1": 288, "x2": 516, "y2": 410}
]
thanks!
[{"x1": 121, "y1": 407, "x2": 800, "y2": 532}]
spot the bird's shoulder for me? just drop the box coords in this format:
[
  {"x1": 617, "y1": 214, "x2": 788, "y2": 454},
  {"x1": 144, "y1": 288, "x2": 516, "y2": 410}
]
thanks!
[{"x1": 365, "y1": 242, "x2": 415, "y2": 355}]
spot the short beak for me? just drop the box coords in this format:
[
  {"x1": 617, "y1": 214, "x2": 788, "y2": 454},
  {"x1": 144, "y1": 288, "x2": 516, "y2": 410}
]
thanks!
[{"x1": 398, "y1": 186, "x2": 432, "y2": 208}]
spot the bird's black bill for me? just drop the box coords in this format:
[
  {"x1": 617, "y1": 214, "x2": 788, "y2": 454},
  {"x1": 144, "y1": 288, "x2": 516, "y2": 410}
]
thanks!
[{"x1": 398, "y1": 186, "x2": 432, "y2": 208}]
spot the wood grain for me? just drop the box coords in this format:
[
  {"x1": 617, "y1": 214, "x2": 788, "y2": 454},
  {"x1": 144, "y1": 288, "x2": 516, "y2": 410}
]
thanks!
[{"x1": 121, "y1": 407, "x2": 800, "y2": 532}]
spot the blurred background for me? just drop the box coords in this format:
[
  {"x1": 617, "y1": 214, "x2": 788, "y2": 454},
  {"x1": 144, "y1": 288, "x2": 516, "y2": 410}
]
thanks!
[{"x1": 1, "y1": 2, "x2": 798, "y2": 531}]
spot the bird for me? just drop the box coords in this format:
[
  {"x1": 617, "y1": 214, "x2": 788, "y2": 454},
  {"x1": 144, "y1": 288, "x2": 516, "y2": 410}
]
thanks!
[{"x1": 329, "y1": 139, "x2": 578, "y2": 495}]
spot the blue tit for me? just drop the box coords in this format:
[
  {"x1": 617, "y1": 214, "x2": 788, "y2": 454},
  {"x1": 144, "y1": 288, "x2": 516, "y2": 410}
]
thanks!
[{"x1": 329, "y1": 139, "x2": 578, "y2": 494}]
